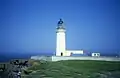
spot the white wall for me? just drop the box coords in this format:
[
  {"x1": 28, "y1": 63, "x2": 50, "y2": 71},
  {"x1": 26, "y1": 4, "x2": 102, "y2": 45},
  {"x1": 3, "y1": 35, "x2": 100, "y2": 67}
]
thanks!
[
  {"x1": 66, "y1": 50, "x2": 84, "y2": 54},
  {"x1": 30, "y1": 56, "x2": 120, "y2": 62},
  {"x1": 52, "y1": 56, "x2": 120, "y2": 62}
]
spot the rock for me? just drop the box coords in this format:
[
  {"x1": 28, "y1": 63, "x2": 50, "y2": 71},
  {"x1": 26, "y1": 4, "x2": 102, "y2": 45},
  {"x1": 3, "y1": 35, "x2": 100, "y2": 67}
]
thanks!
[
  {"x1": 32, "y1": 71, "x2": 37, "y2": 73},
  {"x1": 44, "y1": 77, "x2": 53, "y2": 78},
  {"x1": 77, "y1": 73, "x2": 82, "y2": 76}
]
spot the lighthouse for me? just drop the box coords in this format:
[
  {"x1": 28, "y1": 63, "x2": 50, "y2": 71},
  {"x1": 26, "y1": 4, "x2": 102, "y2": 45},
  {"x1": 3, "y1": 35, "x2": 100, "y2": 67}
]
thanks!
[
  {"x1": 31, "y1": 19, "x2": 84, "y2": 61},
  {"x1": 56, "y1": 19, "x2": 66, "y2": 56}
]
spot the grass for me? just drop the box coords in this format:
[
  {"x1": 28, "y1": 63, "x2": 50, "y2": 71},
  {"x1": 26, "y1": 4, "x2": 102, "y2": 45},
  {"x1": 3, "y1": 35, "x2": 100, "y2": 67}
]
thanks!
[{"x1": 22, "y1": 60, "x2": 120, "y2": 78}]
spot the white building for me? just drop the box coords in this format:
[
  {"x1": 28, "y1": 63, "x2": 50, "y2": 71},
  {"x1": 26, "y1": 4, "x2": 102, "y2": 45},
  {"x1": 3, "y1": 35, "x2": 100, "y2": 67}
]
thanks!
[
  {"x1": 91, "y1": 53, "x2": 100, "y2": 57},
  {"x1": 56, "y1": 19, "x2": 83, "y2": 56}
]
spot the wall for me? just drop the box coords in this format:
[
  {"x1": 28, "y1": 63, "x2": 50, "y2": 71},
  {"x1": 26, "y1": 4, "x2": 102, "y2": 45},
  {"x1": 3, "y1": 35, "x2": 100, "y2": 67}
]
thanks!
[
  {"x1": 51, "y1": 56, "x2": 120, "y2": 62},
  {"x1": 30, "y1": 56, "x2": 120, "y2": 62},
  {"x1": 66, "y1": 50, "x2": 84, "y2": 54},
  {"x1": 65, "y1": 50, "x2": 84, "y2": 56}
]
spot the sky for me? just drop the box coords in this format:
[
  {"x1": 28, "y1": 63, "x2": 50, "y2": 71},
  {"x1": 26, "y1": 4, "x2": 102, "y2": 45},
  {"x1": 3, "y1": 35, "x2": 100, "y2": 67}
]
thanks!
[{"x1": 0, "y1": 0, "x2": 120, "y2": 55}]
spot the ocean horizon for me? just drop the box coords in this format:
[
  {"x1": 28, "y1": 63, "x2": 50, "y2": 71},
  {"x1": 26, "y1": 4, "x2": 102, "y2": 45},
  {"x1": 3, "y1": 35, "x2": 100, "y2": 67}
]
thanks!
[{"x1": 0, "y1": 52, "x2": 54, "y2": 62}]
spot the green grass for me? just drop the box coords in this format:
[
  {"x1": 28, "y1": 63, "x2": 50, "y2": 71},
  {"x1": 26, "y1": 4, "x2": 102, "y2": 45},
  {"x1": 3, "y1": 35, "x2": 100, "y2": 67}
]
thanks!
[{"x1": 22, "y1": 60, "x2": 120, "y2": 78}]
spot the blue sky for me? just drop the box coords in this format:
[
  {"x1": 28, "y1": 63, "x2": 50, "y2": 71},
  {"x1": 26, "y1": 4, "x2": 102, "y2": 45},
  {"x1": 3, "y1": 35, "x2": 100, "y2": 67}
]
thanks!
[{"x1": 0, "y1": 0, "x2": 120, "y2": 55}]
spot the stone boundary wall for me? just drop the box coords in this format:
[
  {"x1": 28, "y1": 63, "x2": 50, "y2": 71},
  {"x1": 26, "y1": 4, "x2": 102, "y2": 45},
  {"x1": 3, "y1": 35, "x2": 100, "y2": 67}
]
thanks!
[
  {"x1": 30, "y1": 56, "x2": 120, "y2": 62},
  {"x1": 51, "y1": 56, "x2": 120, "y2": 62}
]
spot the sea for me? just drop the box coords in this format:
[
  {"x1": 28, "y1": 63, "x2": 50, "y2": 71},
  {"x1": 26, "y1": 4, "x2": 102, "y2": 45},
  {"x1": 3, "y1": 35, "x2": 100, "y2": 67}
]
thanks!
[{"x1": 0, "y1": 52, "x2": 54, "y2": 62}]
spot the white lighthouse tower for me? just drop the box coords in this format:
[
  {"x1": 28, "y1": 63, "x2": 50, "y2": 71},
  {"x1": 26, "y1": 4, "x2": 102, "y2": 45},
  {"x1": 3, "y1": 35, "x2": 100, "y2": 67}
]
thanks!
[{"x1": 56, "y1": 19, "x2": 66, "y2": 56}]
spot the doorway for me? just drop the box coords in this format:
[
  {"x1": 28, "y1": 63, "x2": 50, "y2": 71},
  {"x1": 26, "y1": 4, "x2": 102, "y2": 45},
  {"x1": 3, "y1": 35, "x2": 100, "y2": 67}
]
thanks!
[{"x1": 61, "y1": 52, "x2": 63, "y2": 56}]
